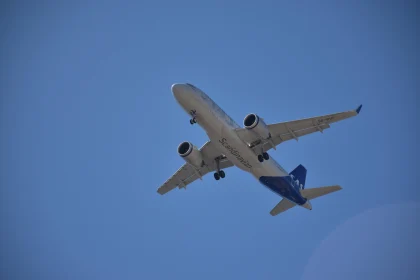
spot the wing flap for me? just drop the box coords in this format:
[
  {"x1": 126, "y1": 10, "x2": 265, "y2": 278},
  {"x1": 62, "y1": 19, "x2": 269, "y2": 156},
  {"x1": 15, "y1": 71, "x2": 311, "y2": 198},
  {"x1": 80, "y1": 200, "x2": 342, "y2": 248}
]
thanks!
[
  {"x1": 157, "y1": 163, "x2": 203, "y2": 195},
  {"x1": 264, "y1": 123, "x2": 331, "y2": 149},
  {"x1": 267, "y1": 108, "x2": 359, "y2": 144}
]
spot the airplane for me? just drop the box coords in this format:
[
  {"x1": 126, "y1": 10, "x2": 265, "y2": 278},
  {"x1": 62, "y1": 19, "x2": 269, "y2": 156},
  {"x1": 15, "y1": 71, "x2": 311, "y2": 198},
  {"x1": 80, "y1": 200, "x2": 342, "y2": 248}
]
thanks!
[{"x1": 157, "y1": 83, "x2": 362, "y2": 216}]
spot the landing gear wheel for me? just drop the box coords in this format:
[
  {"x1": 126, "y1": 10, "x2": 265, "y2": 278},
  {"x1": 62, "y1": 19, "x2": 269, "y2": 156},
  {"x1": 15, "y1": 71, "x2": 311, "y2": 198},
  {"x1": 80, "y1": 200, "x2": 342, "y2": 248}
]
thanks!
[
  {"x1": 258, "y1": 155, "x2": 264, "y2": 162},
  {"x1": 189, "y1": 110, "x2": 197, "y2": 125},
  {"x1": 219, "y1": 170, "x2": 225, "y2": 178},
  {"x1": 263, "y1": 152, "x2": 269, "y2": 160},
  {"x1": 214, "y1": 172, "x2": 220, "y2": 180}
]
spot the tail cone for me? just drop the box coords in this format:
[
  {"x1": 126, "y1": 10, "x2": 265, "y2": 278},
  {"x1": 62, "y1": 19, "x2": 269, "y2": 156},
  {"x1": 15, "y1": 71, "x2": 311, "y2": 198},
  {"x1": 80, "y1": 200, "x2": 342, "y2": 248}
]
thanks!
[{"x1": 302, "y1": 200, "x2": 312, "y2": 210}]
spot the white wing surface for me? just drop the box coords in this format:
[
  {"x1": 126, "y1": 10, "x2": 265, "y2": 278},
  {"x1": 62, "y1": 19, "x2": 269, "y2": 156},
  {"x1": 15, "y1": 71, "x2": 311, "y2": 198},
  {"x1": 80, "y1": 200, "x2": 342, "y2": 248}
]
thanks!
[
  {"x1": 157, "y1": 141, "x2": 233, "y2": 195},
  {"x1": 235, "y1": 105, "x2": 362, "y2": 153}
]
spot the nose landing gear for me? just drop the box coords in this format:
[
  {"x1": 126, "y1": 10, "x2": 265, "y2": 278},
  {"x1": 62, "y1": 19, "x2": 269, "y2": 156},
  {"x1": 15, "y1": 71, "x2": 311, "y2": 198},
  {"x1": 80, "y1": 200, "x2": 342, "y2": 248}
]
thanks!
[{"x1": 189, "y1": 110, "x2": 197, "y2": 125}]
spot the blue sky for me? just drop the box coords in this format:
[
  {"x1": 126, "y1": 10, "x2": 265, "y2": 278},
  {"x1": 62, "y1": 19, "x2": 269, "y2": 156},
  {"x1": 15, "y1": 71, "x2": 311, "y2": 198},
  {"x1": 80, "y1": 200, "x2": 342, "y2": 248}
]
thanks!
[{"x1": 1, "y1": 1, "x2": 418, "y2": 279}]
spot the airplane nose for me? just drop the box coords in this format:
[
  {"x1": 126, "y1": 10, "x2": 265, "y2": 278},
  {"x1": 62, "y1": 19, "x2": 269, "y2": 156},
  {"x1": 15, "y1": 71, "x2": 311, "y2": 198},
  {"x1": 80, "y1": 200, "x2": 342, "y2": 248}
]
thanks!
[
  {"x1": 171, "y1": 83, "x2": 195, "y2": 102},
  {"x1": 171, "y1": 83, "x2": 185, "y2": 99}
]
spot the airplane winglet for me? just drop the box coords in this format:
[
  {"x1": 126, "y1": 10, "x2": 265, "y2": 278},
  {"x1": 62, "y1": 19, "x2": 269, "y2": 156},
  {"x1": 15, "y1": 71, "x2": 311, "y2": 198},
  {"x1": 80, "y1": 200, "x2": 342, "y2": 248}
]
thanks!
[{"x1": 355, "y1": 104, "x2": 363, "y2": 114}]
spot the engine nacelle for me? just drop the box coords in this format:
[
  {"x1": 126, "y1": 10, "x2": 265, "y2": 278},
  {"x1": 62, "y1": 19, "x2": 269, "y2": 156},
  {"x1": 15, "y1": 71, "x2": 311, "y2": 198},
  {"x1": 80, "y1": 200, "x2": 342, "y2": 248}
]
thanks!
[
  {"x1": 243, "y1": 113, "x2": 271, "y2": 140},
  {"x1": 177, "y1": 141, "x2": 204, "y2": 168}
]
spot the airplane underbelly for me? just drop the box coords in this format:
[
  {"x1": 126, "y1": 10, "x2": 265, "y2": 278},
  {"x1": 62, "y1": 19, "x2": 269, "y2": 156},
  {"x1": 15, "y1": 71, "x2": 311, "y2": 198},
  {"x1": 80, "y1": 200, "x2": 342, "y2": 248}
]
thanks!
[
  {"x1": 190, "y1": 95, "x2": 270, "y2": 172},
  {"x1": 208, "y1": 126, "x2": 260, "y2": 171},
  {"x1": 197, "y1": 102, "x2": 224, "y2": 136},
  {"x1": 250, "y1": 158, "x2": 288, "y2": 178}
]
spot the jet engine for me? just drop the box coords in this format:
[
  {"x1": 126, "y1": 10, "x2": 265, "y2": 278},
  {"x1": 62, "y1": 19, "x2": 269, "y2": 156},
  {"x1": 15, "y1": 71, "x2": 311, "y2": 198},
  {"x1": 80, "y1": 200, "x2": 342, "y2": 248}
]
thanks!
[
  {"x1": 243, "y1": 113, "x2": 271, "y2": 139},
  {"x1": 177, "y1": 141, "x2": 204, "y2": 168}
]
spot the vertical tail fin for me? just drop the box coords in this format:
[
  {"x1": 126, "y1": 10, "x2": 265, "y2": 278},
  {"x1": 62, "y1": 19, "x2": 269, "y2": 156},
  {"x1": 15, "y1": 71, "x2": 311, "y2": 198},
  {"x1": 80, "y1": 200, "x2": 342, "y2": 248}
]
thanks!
[{"x1": 289, "y1": 164, "x2": 307, "y2": 189}]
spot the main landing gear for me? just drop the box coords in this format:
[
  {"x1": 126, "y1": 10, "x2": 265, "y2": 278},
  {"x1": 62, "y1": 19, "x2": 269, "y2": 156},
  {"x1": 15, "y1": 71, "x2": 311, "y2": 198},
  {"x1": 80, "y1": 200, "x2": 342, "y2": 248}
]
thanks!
[
  {"x1": 214, "y1": 156, "x2": 226, "y2": 180},
  {"x1": 214, "y1": 170, "x2": 225, "y2": 180},
  {"x1": 189, "y1": 110, "x2": 197, "y2": 125},
  {"x1": 257, "y1": 152, "x2": 270, "y2": 162}
]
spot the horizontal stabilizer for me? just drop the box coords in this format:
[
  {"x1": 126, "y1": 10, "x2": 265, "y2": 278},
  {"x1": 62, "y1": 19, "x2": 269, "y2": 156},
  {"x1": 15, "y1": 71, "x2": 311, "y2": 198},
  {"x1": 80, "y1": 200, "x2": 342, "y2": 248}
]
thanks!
[
  {"x1": 300, "y1": 185, "x2": 342, "y2": 200},
  {"x1": 270, "y1": 198, "x2": 296, "y2": 216}
]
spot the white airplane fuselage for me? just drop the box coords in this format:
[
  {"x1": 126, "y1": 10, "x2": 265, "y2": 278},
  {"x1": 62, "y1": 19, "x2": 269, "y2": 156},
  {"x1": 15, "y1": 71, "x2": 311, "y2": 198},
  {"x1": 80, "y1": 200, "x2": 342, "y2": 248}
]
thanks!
[{"x1": 172, "y1": 83, "x2": 309, "y2": 207}]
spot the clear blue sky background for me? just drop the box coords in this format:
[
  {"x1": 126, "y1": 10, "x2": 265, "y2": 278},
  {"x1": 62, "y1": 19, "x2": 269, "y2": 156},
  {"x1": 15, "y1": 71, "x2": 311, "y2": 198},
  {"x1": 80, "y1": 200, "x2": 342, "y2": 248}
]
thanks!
[{"x1": 1, "y1": 1, "x2": 418, "y2": 280}]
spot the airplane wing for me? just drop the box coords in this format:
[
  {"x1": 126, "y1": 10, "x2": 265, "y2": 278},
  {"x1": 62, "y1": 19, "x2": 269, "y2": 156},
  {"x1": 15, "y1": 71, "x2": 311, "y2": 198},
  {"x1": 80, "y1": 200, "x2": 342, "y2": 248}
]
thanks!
[
  {"x1": 157, "y1": 141, "x2": 234, "y2": 195},
  {"x1": 235, "y1": 105, "x2": 362, "y2": 153}
]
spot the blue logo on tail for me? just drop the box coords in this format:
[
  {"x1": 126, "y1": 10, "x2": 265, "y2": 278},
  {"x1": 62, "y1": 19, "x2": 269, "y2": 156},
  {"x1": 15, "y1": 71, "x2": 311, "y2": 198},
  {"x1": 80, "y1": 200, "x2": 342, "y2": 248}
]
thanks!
[{"x1": 289, "y1": 164, "x2": 307, "y2": 190}]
